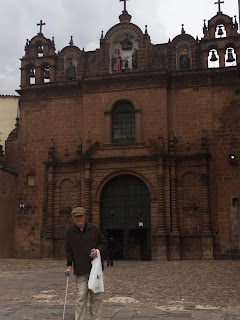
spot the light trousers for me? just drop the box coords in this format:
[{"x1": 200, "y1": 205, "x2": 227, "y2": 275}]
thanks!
[{"x1": 75, "y1": 274, "x2": 103, "y2": 320}]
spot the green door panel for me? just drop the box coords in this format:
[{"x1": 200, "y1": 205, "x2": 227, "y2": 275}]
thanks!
[{"x1": 100, "y1": 174, "x2": 151, "y2": 260}]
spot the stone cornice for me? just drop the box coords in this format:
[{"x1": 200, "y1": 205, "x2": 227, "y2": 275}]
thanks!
[{"x1": 17, "y1": 66, "x2": 239, "y2": 98}]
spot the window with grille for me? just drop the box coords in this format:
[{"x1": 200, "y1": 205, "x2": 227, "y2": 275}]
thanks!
[{"x1": 112, "y1": 102, "x2": 135, "y2": 143}]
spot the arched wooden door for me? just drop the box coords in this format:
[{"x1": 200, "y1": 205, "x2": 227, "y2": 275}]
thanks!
[{"x1": 100, "y1": 174, "x2": 151, "y2": 260}]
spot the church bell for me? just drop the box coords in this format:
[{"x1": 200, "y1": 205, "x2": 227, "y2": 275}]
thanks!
[
  {"x1": 37, "y1": 45, "x2": 43, "y2": 54},
  {"x1": 29, "y1": 67, "x2": 35, "y2": 78},
  {"x1": 44, "y1": 67, "x2": 50, "y2": 79},
  {"x1": 226, "y1": 49, "x2": 235, "y2": 63},
  {"x1": 210, "y1": 50, "x2": 218, "y2": 62},
  {"x1": 44, "y1": 70, "x2": 50, "y2": 79},
  {"x1": 217, "y1": 25, "x2": 224, "y2": 37}
]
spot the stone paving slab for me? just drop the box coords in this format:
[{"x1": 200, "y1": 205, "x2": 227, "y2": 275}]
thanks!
[{"x1": 0, "y1": 259, "x2": 240, "y2": 319}]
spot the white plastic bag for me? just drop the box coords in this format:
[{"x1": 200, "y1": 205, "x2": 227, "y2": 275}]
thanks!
[{"x1": 88, "y1": 249, "x2": 104, "y2": 293}]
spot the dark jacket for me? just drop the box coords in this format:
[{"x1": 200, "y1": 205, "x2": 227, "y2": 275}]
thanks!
[{"x1": 65, "y1": 222, "x2": 107, "y2": 276}]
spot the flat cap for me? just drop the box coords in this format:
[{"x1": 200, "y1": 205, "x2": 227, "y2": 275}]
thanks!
[{"x1": 71, "y1": 207, "x2": 86, "y2": 216}]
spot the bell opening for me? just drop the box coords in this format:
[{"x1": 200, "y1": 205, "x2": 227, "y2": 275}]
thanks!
[
  {"x1": 208, "y1": 50, "x2": 219, "y2": 69},
  {"x1": 215, "y1": 24, "x2": 226, "y2": 38},
  {"x1": 225, "y1": 48, "x2": 236, "y2": 66},
  {"x1": 29, "y1": 67, "x2": 35, "y2": 78},
  {"x1": 210, "y1": 51, "x2": 218, "y2": 62}
]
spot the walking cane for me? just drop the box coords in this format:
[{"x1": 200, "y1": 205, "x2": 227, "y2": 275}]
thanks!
[{"x1": 63, "y1": 270, "x2": 70, "y2": 320}]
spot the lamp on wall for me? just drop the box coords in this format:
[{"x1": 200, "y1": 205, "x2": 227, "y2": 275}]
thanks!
[{"x1": 229, "y1": 154, "x2": 238, "y2": 165}]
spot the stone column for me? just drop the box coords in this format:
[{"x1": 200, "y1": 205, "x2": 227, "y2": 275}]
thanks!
[
  {"x1": 103, "y1": 111, "x2": 111, "y2": 144},
  {"x1": 84, "y1": 178, "x2": 91, "y2": 222},
  {"x1": 84, "y1": 161, "x2": 92, "y2": 221},
  {"x1": 76, "y1": 179, "x2": 82, "y2": 207},
  {"x1": 155, "y1": 171, "x2": 167, "y2": 260},
  {"x1": 201, "y1": 174, "x2": 212, "y2": 235},
  {"x1": 235, "y1": 47, "x2": 240, "y2": 65},
  {"x1": 42, "y1": 164, "x2": 55, "y2": 258},
  {"x1": 201, "y1": 153, "x2": 213, "y2": 259},
  {"x1": 46, "y1": 181, "x2": 54, "y2": 237},
  {"x1": 169, "y1": 159, "x2": 180, "y2": 260},
  {"x1": 170, "y1": 175, "x2": 179, "y2": 235},
  {"x1": 202, "y1": 51, "x2": 209, "y2": 69},
  {"x1": 201, "y1": 173, "x2": 213, "y2": 259},
  {"x1": 157, "y1": 174, "x2": 166, "y2": 235},
  {"x1": 35, "y1": 66, "x2": 42, "y2": 84},
  {"x1": 50, "y1": 65, "x2": 56, "y2": 83},
  {"x1": 218, "y1": 49, "x2": 225, "y2": 68},
  {"x1": 21, "y1": 68, "x2": 28, "y2": 86},
  {"x1": 135, "y1": 109, "x2": 142, "y2": 142}
]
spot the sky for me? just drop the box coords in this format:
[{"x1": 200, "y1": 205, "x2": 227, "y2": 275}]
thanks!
[{"x1": 0, "y1": 0, "x2": 238, "y2": 96}]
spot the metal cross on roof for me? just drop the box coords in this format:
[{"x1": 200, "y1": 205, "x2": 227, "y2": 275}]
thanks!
[
  {"x1": 214, "y1": 0, "x2": 224, "y2": 13},
  {"x1": 120, "y1": 0, "x2": 130, "y2": 12},
  {"x1": 37, "y1": 20, "x2": 46, "y2": 34}
]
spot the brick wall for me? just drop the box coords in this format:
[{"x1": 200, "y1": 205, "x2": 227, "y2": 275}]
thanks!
[
  {"x1": 12, "y1": 69, "x2": 240, "y2": 259},
  {"x1": 0, "y1": 168, "x2": 17, "y2": 258}
]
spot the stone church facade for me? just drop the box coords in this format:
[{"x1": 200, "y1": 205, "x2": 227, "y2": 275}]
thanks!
[{"x1": 1, "y1": 5, "x2": 240, "y2": 260}]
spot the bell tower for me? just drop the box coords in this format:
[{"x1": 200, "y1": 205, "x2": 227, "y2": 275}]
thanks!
[
  {"x1": 20, "y1": 20, "x2": 57, "y2": 87},
  {"x1": 200, "y1": 6, "x2": 239, "y2": 68}
]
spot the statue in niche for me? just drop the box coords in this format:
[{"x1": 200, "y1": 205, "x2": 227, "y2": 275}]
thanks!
[
  {"x1": 112, "y1": 49, "x2": 122, "y2": 71},
  {"x1": 132, "y1": 48, "x2": 138, "y2": 69},
  {"x1": 121, "y1": 56, "x2": 129, "y2": 72},
  {"x1": 120, "y1": 34, "x2": 133, "y2": 51},
  {"x1": 179, "y1": 48, "x2": 190, "y2": 70},
  {"x1": 66, "y1": 58, "x2": 76, "y2": 80}
]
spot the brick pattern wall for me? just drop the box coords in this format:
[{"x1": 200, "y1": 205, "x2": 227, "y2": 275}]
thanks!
[
  {"x1": 12, "y1": 70, "x2": 240, "y2": 259},
  {"x1": 0, "y1": 169, "x2": 17, "y2": 258},
  {"x1": 9, "y1": 11, "x2": 240, "y2": 259}
]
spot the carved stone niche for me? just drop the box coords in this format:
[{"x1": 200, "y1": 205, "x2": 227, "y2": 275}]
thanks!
[
  {"x1": 183, "y1": 201, "x2": 202, "y2": 236},
  {"x1": 183, "y1": 202, "x2": 198, "y2": 217},
  {"x1": 110, "y1": 29, "x2": 139, "y2": 73}
]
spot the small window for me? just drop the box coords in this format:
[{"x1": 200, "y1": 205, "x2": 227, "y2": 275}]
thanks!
[
  {"x1": 112, "y1": 102, "x2": 135, "y2": 143},
  {"x1": 232, "y1": 198, "x2": 239, "y2": 207},
  {"x1": 28, "y1": 174, "x2": 35, "y2": 186}
]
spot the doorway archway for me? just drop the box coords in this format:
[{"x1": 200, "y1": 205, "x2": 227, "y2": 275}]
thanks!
[{"x1": 100, "y1": 174, "x2": 151, "y2": 260}]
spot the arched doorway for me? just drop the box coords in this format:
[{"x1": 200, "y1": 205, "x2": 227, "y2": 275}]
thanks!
[{"x1": 100, "y1": 174, "x2": 151, "y2": 260}]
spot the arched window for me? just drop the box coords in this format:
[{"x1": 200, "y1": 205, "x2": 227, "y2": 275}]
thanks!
[{"x1": 112, "y1": 102, "x2": 135, "y2": 143}]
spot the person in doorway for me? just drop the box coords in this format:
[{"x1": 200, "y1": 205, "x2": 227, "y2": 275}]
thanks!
[
  {"x1": 106, "y1": 235, "x2": 116, "y2": 266},
  {"x1": 65, "y1": 207, "x2": 107, "y2": 320}
]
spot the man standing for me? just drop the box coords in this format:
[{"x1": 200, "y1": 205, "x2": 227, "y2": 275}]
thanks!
[
  {"x1": 65, "y1": 207, "x2": 107, "y2": 320},
  {"x1": 106, "y1": 235, "x2": 116, "y2": 266}
]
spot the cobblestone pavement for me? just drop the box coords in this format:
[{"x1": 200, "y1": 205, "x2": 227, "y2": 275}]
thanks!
[{"x1": 0, "y1": 259, "x2": 240, "y2": 319}]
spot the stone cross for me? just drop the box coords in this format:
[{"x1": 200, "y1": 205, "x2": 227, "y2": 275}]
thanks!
[
  {"x1": 120, "y1": 0, "x2": 129, "y2": 12},
  {"x1": 37, "y1": 20, "x2": 46, "y2": 34},
  {"x1": 214, "y1": 0, "x2": 224, "y2": 13}
]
